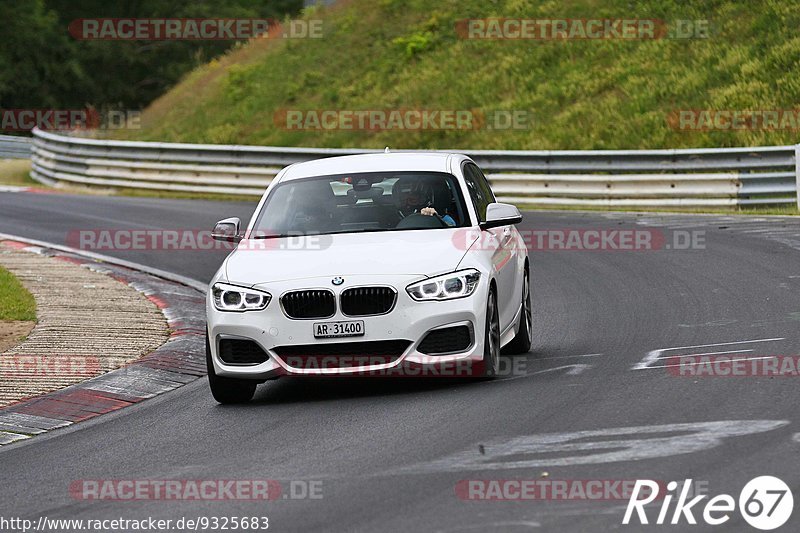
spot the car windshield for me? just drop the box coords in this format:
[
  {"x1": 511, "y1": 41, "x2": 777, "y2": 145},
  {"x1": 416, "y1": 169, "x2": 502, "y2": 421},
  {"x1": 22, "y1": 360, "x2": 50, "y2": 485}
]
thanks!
[{"x1": 250, "y1": 171, "x2": 469, "y2": 237}]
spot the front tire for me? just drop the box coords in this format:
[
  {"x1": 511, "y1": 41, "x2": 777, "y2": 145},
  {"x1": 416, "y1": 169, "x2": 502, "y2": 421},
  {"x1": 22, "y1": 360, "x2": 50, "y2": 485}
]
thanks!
[
  {"x1": 479, "y1": 288, "x2": 501, "y2": 378},
  {"x1": 206, "y1": 333, "x2": 257, "y2": 404},
  {"x1": 503, "y1": 266, "x2": 532, "y2": 355}
]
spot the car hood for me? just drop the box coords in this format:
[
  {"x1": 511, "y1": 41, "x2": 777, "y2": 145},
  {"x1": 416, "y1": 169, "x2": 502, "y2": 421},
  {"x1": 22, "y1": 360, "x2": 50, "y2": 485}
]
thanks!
[{"x1": 224, "y1": 228, "x2": 476, "y2": 285}]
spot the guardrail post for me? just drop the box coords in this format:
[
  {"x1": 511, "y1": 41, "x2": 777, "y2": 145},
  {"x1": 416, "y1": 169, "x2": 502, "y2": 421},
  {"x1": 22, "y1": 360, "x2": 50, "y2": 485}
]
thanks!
[{"x1": 796, "y1": 144, "x2": 800, "y2": 210}]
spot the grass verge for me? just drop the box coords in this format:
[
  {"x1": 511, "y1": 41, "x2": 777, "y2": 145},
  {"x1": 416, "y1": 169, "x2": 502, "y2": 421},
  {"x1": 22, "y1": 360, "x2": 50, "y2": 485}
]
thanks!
[
  {"x1": 516, "y1": 204, "x2": 799, "y2": 216},
  {"x1": 0, "y1": 160, "x2": 37, "y2": 187},
  {"x1": 0, "y1": 266, "x2": 36, "y2": 321}
]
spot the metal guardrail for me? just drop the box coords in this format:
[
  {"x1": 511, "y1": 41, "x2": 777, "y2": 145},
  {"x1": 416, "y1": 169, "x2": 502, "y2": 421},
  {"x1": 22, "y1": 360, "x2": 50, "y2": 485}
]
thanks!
[
  {"x1": 0, "y1": 134, "x2": 32, "y2": 159},
  {"x1": 30, "y1": 128, "x2": 800, "y2": 208}
]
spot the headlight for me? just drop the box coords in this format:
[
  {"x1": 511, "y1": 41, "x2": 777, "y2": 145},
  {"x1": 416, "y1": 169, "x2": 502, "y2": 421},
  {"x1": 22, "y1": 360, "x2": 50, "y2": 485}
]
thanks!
[
  {"x1": 212, "y1": 283, "x2": 271, "y2": 311},
  {"x1": 406, "y1": 269, "x2": 481, "y2": 301}
]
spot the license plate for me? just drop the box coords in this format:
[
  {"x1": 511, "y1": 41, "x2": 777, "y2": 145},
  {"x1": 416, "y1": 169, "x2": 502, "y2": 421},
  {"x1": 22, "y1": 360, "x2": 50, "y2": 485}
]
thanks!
[{"x1": 314, "y1": 320, "x2": 365, "y2": 338}]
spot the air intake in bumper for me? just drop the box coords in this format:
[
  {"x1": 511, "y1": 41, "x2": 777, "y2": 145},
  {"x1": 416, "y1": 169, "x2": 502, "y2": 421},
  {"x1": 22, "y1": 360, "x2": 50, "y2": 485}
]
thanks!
[
  {"x1": 218, "y1": 338, "x2": 270, "y2": 365},
  {"x1": 417, "y1": 325, "x2": 472, "y2": 355}
]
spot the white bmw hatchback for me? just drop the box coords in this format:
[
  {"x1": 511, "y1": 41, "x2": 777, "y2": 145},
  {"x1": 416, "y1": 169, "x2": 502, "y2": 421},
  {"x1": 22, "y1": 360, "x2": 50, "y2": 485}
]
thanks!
[{"x1": 206, "y1": 152, "x2": 531, "y2": 403}]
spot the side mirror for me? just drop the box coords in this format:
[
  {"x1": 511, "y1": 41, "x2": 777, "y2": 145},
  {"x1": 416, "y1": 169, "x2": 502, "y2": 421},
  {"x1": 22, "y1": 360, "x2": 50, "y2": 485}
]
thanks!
[
  {"x1": 212, "y1": 217, "x2": 243, "y2": 243},
  {"x1": 480, "y1": 203, "x2": 522, "y2": 230}
]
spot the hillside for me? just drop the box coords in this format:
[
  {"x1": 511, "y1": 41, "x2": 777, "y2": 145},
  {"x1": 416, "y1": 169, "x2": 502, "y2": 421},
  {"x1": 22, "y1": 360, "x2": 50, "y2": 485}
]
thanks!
[{"x1": 125, "y1": 0, "x2": 800, "y2": 150}]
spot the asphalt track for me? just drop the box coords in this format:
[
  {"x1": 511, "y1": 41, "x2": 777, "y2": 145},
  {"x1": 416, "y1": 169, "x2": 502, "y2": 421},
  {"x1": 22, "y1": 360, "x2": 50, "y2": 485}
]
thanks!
[{"x1": 1, "y1": 191, "x2": 800, "y2": 532}]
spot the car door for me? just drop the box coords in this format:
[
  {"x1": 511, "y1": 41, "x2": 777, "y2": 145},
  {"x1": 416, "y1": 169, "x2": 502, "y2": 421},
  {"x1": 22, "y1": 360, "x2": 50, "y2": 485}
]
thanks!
[{"x1": 462, "y1": 162, "x2": 518, "y2": 332}]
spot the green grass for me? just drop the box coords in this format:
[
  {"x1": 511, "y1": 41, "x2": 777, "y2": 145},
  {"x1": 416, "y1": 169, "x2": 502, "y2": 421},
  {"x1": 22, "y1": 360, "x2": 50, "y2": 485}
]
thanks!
[
  {"x1": 118, "y1": 0, "x2": 800, "y2": 151},
  {"x1": 108, "y1": 187, "x2": 261, "y2": 203},
  {"x1": 0, "y1": 160, "x2": 37, "y2": 187},
  {"x1": 0, "y1": 266, "x2": 36, "y2": 321},
  {"x1": 519, "y1": 204, "x2": 799, "y2": 216}
]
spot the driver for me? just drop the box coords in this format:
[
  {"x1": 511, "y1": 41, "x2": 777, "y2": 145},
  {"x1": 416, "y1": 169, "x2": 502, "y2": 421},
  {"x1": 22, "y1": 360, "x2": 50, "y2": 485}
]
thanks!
[{"x1": 395, "y1": 178, "x2": 456, "y2": 226}]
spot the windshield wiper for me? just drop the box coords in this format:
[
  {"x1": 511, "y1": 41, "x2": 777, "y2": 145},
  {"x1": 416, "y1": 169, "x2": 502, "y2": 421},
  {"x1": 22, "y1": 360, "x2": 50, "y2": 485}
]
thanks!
[
  {"x1": 327, "y1": 228, "x2": 390, "y2": 235},
  {"x1": 247, "y1": 234, "x2": 293, "y2": 240},
  {"x1": 248, "y1": 228, "x2": 391, "y2": 239}
]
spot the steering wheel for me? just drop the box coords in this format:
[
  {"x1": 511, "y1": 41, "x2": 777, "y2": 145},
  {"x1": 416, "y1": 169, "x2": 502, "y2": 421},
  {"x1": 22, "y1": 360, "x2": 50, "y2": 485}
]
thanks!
[{"x1": 395, "y1": 213, "x2": 448, "y2": 229}]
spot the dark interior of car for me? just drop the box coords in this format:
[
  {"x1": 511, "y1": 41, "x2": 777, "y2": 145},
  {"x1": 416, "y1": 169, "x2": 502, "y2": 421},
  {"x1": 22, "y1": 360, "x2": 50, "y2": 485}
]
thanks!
[{"x1": 265, "y1": 173, "x2": 468, "y2": 235}]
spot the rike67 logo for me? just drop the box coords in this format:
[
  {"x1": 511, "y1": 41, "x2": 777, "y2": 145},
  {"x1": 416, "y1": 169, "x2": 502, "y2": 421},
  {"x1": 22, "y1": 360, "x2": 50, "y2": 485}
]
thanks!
[{"x1": 623, "y1": 476, "x2": 793, "y2": 530}]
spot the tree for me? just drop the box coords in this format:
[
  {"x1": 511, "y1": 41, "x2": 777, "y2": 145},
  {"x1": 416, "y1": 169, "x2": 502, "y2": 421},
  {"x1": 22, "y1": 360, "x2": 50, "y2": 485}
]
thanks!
[{"x1": 0, "y1": 0, "x2": 302, "y2": 110}]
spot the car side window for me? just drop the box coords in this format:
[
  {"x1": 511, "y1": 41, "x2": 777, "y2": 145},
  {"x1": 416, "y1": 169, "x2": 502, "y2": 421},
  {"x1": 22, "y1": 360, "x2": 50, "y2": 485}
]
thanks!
[
  {"x1": 462, "y1": 163, "x2": 490, "y2": 222},
  {"x1": 473, "y1": 164, "x2": 496, "y2": 204}
]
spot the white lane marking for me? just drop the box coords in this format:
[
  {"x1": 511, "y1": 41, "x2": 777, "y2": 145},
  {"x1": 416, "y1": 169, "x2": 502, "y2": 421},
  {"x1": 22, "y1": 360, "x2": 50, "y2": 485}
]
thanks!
[
  {"x1": 487, "y1": 355, "x2": 601, "y2": 383},
  {"x1": 655, "y1": 337, "x2": 783, "y2": 352},
  {"x1": 653, "y1": 348, "x2": 753, "y2": 361},
  {"x1": 535, "y1": 353, "x2": 602, "y2": 360},
  {"x1": 678, "y1": 319, "x2": 738, "y2": 328},
  {"x1": 632, "y1": 337, "x2": 785, "y2": 370},
  {"x1": 438, "y1": 521, "x2": 541, "y2": 532},
  {"x1": 793, "y1": 433, "x2": 800, "y2": 443},
  {"x1": 392, "y1": 420, "x2": 789, "y2": 474},
  {"x1": 491, "y1": 362, "x2": 596, "y2": 383},
  {"x1": 645, "y1": 356, "x2": 777, "y2": 370},
  {"x1": 530, "y1": 364, "x2": 592, "y2": 376}
]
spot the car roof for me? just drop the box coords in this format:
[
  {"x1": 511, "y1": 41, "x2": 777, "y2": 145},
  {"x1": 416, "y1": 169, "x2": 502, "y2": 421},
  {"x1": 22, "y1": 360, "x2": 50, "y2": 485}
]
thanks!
[{"x1": 279, "y1": 152, "x2": 468, "y2": 181}]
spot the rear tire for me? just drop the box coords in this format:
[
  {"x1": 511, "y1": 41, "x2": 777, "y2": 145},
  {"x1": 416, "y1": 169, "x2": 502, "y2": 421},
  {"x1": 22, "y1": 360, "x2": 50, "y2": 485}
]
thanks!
[
  {"x1": 206, "y1": 333, "x2": 257, "y2": 404},
  {"x1": 478, "y1": 288, "x2": 500, "y2": 378},
  {"x1": 503, "y1": 266, "x2": 532, "y2": 355}
]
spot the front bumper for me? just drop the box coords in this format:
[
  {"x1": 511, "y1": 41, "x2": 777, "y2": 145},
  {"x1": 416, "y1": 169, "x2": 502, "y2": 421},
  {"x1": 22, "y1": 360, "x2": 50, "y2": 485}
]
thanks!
[{"x1": 206, "y1": 274, "x2": 488, "y2": 378}]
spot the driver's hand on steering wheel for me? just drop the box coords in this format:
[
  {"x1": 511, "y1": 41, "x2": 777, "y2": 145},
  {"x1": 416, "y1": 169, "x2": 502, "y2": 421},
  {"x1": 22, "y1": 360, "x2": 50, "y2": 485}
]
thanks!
[{"x1": 415, "y1": 207, "x2": 456, "y2": 227}]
